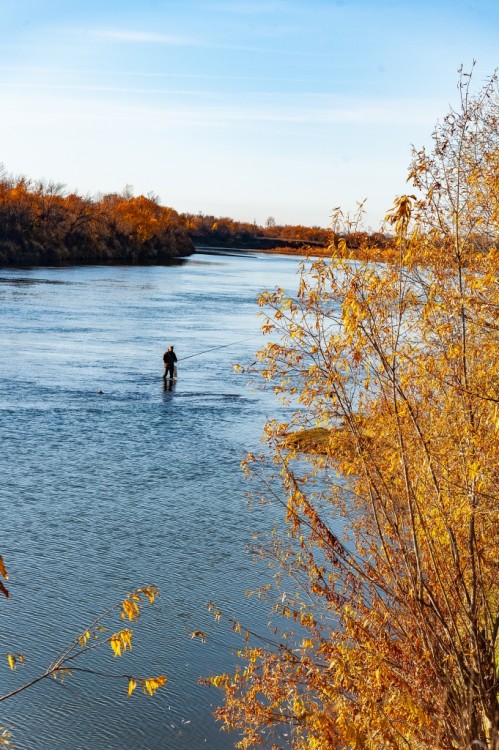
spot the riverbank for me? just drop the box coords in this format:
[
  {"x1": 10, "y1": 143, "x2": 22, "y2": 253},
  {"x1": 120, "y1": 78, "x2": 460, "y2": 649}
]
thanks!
[
  {"x1": 268, "y1": 245, "x2": 399, "y2": 262},
  {"x1": 195, "y1": 243, "x2": 399, "y2": 263},
  {"x1": 1, "y1": 170, "x2": 394, "y2": 267}
]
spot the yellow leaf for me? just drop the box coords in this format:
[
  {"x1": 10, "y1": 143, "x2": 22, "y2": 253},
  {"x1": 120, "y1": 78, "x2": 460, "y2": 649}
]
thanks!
[
  {"x1": 109, "y1": 629, "x2": 133, "y2": 657},
  {"x1": 210, "y1": 674, "x2": 230, "y2": 688},
  {"x1": 127, "y1": 678, "x2": 137, "y2": 697},
  {"x1": 191, "y1": 630, "x2": 207, "y2": 644},
  {"x1": 121, "y1": 599, "x2": 140, "y2": 621},
  {"x1": 140, "y1": 675, "x2": 167, "y2": 696},
  {"x1": 6, "y1": 652, "x2": 24, "y2": 670},
  {"x1": 78, "y1": 630, "x2": 91, "y2": 647},
  {"x1": 141, "y1": 586, "x2": 158, "y2": 604}
]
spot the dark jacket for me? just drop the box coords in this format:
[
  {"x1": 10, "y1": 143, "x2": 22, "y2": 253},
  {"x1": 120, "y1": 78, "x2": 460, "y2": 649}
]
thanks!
[{"x1": 163, "y1": 350, "x2": 177, "y2": 365}]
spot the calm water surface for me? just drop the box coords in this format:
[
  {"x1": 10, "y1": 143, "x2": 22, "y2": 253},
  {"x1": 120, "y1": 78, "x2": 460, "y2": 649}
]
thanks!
[{"x1": 0, "y1": 251, "x2": 303, "y2": 750}]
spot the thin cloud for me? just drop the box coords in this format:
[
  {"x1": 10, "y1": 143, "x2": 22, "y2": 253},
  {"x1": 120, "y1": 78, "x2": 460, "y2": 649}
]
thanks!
[
  {"x1": 0, "y1": 83, "x2": 439, "y2": 128},
  {"x1": 0, "y1": 82, "x2": 220, "y2": 96},
  {"x1": 206, "y1": 1, "x2": 290, "y2": 12},
  {"x1": 87, "y1": 27, "x2": 312, "y2": 55},
  {"x1": 0, "y1": 65, "x2": 309, "y2": 83},
  {"x1": 90, "y1": 29, "x2": 196, "y2": 45}
]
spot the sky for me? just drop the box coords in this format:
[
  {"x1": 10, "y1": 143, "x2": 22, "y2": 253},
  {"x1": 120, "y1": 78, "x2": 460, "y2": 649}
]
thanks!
[{"x1": 0, "y1": 1, "x2": 498, "y2": 229}]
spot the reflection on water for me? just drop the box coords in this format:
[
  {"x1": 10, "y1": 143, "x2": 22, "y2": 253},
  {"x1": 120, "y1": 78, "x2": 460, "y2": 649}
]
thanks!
[{"x1": 0, "y1": 252, "x2": 302, "y2": 750}]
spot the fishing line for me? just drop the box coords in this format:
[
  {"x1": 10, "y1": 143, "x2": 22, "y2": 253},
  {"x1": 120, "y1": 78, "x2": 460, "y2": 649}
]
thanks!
[{"x1": 178, "y1": 337, "x2": 257, "y2": 362}]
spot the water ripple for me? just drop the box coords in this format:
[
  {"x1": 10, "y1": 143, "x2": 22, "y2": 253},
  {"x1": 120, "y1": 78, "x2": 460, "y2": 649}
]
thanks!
[{"x1": 0, "y1": 255, "x2": 302, "y2": 749}]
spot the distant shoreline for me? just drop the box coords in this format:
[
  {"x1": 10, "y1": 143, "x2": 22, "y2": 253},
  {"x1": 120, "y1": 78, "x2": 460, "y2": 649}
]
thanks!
[
  {"x1": 194, "y1": 243, "x2": 330, "y2": 257},
  {"x1": 194, "y1": 244, "x2": 396, "y2": 263}
]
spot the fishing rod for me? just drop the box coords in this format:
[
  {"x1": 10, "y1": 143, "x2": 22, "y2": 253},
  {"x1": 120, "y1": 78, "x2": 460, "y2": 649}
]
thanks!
[{"x1": 178, "y1": 337, "x2": 256, "y2": 362}]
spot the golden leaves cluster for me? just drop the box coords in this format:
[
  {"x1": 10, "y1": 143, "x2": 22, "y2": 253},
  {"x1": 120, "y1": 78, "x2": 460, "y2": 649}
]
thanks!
[
  {"x1": 206, "y1": 68, "x2": 499, "y2": 750},
  {"x1": 120, "y1": 585, "x2": 159, "y2": 621},
  {"x1": 109, "y1": 629, "x2": 133, "y2": 657},
  {"x1": 1, "y1": 585, "x2": 166, "y2": 708},
  {"x1": 127, "y1": 675, "x2": 167, "y2": 697}
]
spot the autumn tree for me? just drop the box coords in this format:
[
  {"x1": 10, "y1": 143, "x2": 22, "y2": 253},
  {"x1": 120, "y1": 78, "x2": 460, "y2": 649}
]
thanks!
[
  {"x1": 0, "y1": 169, "x2": 195, "y2": 265},
  {"x1": 204, "y1": 68, "x2": 499, "y2": 749}
]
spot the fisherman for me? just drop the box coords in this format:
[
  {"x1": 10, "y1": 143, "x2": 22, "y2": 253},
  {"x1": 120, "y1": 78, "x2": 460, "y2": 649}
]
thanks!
[{"x1": 162, "y1": 345, "x2": 177, "y2": 379}]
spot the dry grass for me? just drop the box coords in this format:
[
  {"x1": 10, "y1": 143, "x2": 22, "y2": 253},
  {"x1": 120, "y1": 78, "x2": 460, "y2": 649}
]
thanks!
[{"x1": 282, "y1": 427, "x2": 332, "y2": 455}]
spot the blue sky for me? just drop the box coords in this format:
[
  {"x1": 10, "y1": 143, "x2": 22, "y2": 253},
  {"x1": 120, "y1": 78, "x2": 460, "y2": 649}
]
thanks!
[{"x1": 0, "y1": 0, "x2": 497, "y2": 228}]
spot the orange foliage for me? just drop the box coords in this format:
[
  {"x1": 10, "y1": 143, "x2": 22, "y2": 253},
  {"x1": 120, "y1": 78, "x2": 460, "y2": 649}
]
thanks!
[
  {"x1": 0, "y1": 171, "x2": 194, "y2": 265},
  {"x1": 205, "y1": 67, "x2": 499, "y2": 750}
]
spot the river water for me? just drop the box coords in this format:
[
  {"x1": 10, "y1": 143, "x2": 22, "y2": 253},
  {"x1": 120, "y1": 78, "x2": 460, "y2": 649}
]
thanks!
[{"x1": 0, "y1": 251, "x2": 304, "y2": 750}]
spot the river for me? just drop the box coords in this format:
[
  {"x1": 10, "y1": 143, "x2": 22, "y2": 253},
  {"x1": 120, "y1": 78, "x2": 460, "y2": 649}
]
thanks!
[{"x1": 0, "y1": 250, "x2": 305, "y2": 750}]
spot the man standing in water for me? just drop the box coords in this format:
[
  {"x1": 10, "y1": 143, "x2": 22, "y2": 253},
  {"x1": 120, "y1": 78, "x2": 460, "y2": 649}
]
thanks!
[{"x1": 162, "y1": 345, "x2": 177, "y2": 379}]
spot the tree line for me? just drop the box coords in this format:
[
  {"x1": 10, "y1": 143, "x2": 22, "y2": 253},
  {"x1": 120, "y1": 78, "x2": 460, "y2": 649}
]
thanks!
[
  {"x1": 0, "y1": 170, "x2": 195, "y2": 266},
  {"x1": 181, "y1": 211, "x2": 396, "y2": 258},
  {"x1": 0, "y1": 166, "x2": 399, "y2": 267},
  {"x1": 182, "y1": 212, "x2": 331, "y2": 250}
]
